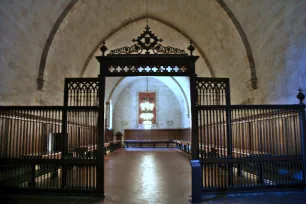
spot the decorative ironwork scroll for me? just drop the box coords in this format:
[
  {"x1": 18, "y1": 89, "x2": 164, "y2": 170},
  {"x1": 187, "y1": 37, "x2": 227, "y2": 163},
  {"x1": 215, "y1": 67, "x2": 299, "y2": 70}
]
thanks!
[
  {"x1": 108, "y1": 65, "x2": 187, "y2": 73},
  {"x1": 196, "y1": 78, "x2": 230, "y2": 105},
  {"x1": 108, "y1": 25, "x2": 192, "y2": 55},
  {"x1": 66, "y1": 78, "x2": 99, "y2": 106}
]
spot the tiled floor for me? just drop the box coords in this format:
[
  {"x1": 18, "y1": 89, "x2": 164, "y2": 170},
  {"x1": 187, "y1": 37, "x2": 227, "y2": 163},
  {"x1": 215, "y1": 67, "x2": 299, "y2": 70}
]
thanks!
[
  {"x1": 103, "y1": 148, "x2": 192, "y2": 204},
  {"x1": 2, "y1": 148, "x2": 306, "y2": 204}
]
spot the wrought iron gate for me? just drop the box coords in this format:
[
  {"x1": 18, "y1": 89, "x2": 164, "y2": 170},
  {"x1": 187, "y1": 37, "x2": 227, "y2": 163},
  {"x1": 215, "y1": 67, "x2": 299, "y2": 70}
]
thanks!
[
  {"x1": 196, "y1": 77, "x2": 306, "y2": 192},
  {"x1": 1, "y1": 24, "x2": 305, "y2": 201},
  {"x1": 64, "y1": 78, "x2": 99, "y2": 107},
  {"x1": 0, "y1": 106, "x2": 99, "y2": 194},
  {"x1": 0, "y1": 78, "x2": 101, "y2": 195}
]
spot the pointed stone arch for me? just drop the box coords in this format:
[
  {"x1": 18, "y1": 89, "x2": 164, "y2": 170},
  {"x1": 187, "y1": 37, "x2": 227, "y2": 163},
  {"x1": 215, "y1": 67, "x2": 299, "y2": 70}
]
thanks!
[{"x1": 37, "y1": 0, "x2": 258, "y2": 91}]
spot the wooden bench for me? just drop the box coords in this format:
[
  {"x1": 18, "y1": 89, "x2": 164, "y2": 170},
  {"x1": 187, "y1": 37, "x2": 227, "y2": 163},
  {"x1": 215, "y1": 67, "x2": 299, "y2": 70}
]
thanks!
[
  {"x1": 124, "y1": 140, "x2": 175, "y2": 148},
  {"x1": 173, "y1": 140, "x2": 191, "y2": 154},
  {"x1": 73, "y1": 140, "x2": 122, "y2": 157},
  {"x1": 106, "y1": 140, "x2": 122, "y2": 153}
]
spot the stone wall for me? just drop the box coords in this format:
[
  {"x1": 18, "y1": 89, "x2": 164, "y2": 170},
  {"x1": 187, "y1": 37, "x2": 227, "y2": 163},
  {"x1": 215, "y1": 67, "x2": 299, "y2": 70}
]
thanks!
[
  {"x1": 225, "y1": 0, "x2": 306, "y2": 104},
  {"x1": 0, "y1": 0, "x2": 251, "y2": 106},
  {"x1": 1, "y1": 0, "x2": 306, "y2": 106},
  {"x1": 0, "y1": 0, "x2": 70, "y2": 105}
]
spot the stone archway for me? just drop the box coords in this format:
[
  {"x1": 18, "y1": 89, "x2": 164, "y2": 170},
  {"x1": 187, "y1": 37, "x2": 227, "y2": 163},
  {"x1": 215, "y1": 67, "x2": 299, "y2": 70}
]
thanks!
[{"x1": 38, "y1": 0, "x2": 257, "y2": 106}]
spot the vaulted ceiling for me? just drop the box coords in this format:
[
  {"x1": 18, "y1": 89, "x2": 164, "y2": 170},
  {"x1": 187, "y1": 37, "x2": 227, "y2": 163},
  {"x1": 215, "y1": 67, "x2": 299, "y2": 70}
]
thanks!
[{"x1": 1, "y1": 0, "x2": 305, "y2": 105}]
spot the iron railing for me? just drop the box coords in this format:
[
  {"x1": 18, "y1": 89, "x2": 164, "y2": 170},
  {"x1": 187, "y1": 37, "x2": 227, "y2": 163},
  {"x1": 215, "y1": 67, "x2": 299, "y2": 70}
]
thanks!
[
  {"x1": 65, "y1": 78, "x2": 99, "y2": 107},
  {"x1": 196, "y1": 78, "x2": 230, "y2": 106},
  {"x1": 0, "y1": 106, "x2": 100, "y2": 194},
  {"x1": 197, "y1": 104, "x2": 306, "y2": 191}
]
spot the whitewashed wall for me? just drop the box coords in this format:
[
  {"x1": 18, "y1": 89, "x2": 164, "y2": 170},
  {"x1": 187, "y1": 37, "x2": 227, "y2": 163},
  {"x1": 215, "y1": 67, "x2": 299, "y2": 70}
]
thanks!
[{"x1": 113, "y1": 77, "x2": 185, "y2": 135}]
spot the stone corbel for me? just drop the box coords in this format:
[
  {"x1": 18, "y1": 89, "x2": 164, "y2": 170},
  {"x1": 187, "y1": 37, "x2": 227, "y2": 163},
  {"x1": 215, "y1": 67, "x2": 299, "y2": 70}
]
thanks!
[
  {"x1": 37, "y1": 76, "x2": 45, "y2": 91},
  {"x1": 246, "y1": 76, "x2": 257, "y2": 91}
]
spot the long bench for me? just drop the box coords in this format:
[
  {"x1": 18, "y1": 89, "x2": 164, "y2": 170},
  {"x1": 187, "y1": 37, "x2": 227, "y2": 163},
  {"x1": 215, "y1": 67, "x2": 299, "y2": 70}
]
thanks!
[
  {"x1": 173, "y1": 140, "x2": 192, "y2": 154},
  {"x1": 105, "y1": 140, "x2": 122, "y2": 154},
  {"x1": 123, "y1": 139, "x2": 192, "y2": 150},
  {"x1": 74, "y1": 140, "x2": 122, "y2": 157},
  {"x1": 124, "y1": 140, "x2": 175, "y2": 148}
]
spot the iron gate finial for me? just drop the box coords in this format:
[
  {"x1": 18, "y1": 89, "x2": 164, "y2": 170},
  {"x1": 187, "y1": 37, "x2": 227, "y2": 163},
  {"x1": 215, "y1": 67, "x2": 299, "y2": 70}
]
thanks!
[
  {"x1": 100, "y1": 41, "x2": 108, "y2": 56},
  {"x1": 297, "y1": 87, "x2": 305, "y2": 104},
  {"x1": 188, "y1": 41, "x2": 195, "y2": 56}
]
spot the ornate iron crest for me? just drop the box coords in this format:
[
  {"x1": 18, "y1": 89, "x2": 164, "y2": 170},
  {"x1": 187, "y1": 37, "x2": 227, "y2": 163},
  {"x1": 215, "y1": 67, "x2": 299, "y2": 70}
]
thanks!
[{"x1": 104, "y1": 25, "x2": 193, "y2": 55}]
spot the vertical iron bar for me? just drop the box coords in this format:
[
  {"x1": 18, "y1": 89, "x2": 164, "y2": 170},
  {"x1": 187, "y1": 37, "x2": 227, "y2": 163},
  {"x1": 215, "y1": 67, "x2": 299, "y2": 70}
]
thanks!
[
  {"x1": 298, "y1": 105, "x2": 306, "y2": 186},
  {"x1": 0, "y1": 111, "x2": 4, "y2": 158},
  {"x1": 224, "y1": 79, "x2": 232, "y2": 186},
  {"x1": 225, "y1": 79, "x2": 230, "y2": 106},
  {"x1": 13, "y1": 109, "x2": 17, "y2": 158},
  {"x1": 62, "y1": 80, "x2": 69, "y2": 188},
  {"x1": 226, "y1": 106, "x2": 233, "y2": 187},
  {"x1": 34, "y1": 110, "x2": 37, "y2": 158},
  {"x1": 199, "y1": 108, "x2": 203, "y2": 159},
  {"x1": 8, "y1": 111, "x2": 13, "y2": 158},
  {"x1": 97, "y1": 71, "x2": 106, "y2": 195},
  {"x1": 293, "y1": 111, "x2": 298, "y2": 155},
  {"x1": 190, "y1": 74, "x2": 198, "y2": 159}
]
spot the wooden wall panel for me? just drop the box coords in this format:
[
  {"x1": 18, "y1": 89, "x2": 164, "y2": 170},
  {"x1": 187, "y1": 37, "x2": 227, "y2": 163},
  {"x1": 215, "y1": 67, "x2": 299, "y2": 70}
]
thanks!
[
  {"x1": 199, "y1": 113, "x2": 302, "y2": 156},
  {"x1": 3, "y1": 119, "x2": 43, "y2": 157},
  {"x1": 181, "y1": 128, "x2": 191, "y2": 141},
  {"x1": 124, "y1": 128, "x2": 191, "y2": 141},
  {"x1": 0, "y1": 113, "x2": 98, "y2": 158}
]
